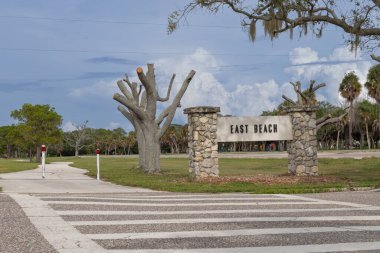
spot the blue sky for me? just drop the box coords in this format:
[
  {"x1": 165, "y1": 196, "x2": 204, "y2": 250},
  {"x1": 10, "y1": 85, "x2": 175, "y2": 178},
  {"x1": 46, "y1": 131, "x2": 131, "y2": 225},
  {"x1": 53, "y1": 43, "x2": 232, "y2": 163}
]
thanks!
[{"x1": 0, "y1": 0, "x2": 377, "y2": 132}]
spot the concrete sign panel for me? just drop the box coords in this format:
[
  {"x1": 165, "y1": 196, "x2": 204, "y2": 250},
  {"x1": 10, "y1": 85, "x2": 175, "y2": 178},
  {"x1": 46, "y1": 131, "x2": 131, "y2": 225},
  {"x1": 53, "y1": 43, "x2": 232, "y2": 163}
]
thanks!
[{"x1": 217, "y1": 116, "x2": 293, "y2": 142}]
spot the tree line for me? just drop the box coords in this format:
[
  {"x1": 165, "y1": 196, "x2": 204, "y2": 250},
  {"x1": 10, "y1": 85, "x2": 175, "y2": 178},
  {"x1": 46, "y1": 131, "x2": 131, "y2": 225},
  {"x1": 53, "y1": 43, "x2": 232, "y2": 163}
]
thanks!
[
  {"x1": 262, "y1": 65, "x2": 380, "y2": 150},
  {"x1": 0, "y1": 105, "x2": 189, "y2": 160}
]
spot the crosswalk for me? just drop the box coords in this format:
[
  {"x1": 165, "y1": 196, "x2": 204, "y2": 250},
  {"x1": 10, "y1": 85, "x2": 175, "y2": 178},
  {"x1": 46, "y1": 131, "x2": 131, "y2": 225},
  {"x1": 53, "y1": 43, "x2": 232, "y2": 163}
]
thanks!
[{"x1": 10, "y1": 192, "x2": 380, "y2": 253}]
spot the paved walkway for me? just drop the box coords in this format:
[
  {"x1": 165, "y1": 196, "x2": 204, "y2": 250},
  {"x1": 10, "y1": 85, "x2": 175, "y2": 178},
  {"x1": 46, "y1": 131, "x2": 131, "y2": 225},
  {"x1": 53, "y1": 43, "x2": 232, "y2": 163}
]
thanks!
[
  {"x1": 0, "y1": 162, "x2": 152, "y2": 194},
  {"x1": 1, "y1": 162, "x2": 380, "y2": 252}
]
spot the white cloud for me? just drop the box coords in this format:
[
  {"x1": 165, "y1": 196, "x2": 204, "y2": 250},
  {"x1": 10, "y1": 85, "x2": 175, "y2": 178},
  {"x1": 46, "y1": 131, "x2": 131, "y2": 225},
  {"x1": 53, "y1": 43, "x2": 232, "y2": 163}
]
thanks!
[
  {"x1": 152, "y1": 48, "x2": 283, "y2": 121},
  {"x1": 107, "y1": 121, "x2": 121, "y2": 129},
  {"x1": 289, "y1": 47, "x2": 320, "y2": 65},
  {"x1": 285, "y1": 47, "x2": 372, "y2": 103},
  {"x1": 69, "y1": 80, "x2": 118, "y2": 98},
  {"x1": 67, "y1": 46, "x2": 373, "y2": 128},
  {"x1": 62, "y1": 121, "x2": 76, "y2": 132},
  {"x1": 329, "y1": 47, "x2": 358, "y2": 61}
]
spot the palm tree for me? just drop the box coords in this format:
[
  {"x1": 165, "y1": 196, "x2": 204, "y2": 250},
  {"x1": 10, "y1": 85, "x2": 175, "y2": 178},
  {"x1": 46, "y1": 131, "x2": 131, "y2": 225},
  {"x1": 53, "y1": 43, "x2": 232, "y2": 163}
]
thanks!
[
  {"x1": 357, "y1": 100, "x2": 377, "y2": 149},
  {"x1": 339, "y1": 72, "x2": 362, "y2": 148},
  {"x1": 365, "y1": 64, "x2": 380, "y2": 147}
]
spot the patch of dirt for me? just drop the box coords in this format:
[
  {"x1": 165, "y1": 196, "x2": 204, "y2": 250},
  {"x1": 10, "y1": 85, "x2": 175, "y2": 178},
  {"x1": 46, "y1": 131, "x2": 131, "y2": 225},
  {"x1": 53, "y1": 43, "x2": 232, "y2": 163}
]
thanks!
[{"x1": 194, "y1": 174, "x2": 345, "y2": 185}]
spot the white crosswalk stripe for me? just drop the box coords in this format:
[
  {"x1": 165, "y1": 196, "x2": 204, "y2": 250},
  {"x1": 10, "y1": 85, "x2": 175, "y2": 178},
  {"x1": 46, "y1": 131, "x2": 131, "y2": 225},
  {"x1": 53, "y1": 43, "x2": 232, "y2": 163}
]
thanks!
[{"x1": 13, "y1": 192, "x2": 380, "y2": 252}]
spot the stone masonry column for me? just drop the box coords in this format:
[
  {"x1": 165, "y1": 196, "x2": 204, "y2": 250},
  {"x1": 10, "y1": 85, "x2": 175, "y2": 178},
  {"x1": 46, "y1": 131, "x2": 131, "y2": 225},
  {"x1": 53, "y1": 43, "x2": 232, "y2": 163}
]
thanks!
[
  {"x1": 286, "y1": 106, "x2": 318, "y2": 176},
  {"x1": 184, "y1": 106, "x2": 220, "y2": 179}
]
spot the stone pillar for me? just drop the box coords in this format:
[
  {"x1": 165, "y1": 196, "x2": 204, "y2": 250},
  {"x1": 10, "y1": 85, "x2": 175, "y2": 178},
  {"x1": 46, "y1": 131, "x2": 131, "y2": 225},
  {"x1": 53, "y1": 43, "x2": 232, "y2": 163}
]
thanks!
[
  {"x1": 184, "y1": 106, "x2": 220, "y2": 179},
  {"x1": 287, "y1": 106, "x2": 318, "y2": 176}
]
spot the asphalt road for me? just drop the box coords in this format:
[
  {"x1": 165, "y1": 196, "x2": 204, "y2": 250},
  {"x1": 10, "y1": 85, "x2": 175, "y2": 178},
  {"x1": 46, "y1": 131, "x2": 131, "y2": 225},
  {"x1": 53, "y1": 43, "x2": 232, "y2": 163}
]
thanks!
[{"x1": 0, "y1": 161, "x2": 380, "y2": 252}]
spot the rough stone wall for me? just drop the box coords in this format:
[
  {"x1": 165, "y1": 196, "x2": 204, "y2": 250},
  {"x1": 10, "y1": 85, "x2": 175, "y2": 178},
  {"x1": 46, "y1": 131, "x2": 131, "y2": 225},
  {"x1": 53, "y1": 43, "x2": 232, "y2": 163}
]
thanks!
[
  {"x1": 184, "y1": 107, "x2": 220, "y2": 179},
  {"x1": 287, "y1": 107, "x2": 318, "y2": 176}
]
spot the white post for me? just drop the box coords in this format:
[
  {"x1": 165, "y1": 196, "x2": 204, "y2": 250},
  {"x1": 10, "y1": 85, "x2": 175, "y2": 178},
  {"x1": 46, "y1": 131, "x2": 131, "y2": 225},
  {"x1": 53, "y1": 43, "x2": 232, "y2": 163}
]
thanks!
[
  {"x1": 96, "y1": 149, "x2": 100, "y2": 181},
  {"x1": 41, "y1": 145, "x2": 46, "y2": 179}
]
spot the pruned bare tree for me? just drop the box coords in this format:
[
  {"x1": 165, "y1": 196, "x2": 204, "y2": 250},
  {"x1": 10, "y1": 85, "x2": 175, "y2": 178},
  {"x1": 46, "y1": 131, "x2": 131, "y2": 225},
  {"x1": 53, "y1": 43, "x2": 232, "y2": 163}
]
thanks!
[
  {"x1": 281, "y1": 80, "x2": 347, "y2": 129},
  {"x1": 169, "y1": 0, "x2": 380, "y2": 62},
  {"x1": 113, "y1": 64, "x2": 196, "y2": 173},
  {"x1": 64, "y1": 120, "x2": 90, "y2": 157}
]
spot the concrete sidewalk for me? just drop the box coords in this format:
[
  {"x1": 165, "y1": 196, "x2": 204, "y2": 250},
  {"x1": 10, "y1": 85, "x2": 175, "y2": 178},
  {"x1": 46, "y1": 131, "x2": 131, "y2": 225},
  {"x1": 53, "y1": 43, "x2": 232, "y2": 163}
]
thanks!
[
  {"x1": 0, "y1": 162, "x2": 152, "y2": 252},
  {"x1": 0, "y1": 162, "x2": 152, "y2": 194}
]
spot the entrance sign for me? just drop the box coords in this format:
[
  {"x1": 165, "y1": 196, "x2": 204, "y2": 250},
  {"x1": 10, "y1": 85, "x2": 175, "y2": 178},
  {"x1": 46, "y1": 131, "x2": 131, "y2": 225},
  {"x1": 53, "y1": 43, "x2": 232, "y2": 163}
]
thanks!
[
  {"x1": 217, "y1": 116, "x2": 293, "y2": 142},
  {"x1": 41, "y1": 145, "x2": 46, "y2": 179}
]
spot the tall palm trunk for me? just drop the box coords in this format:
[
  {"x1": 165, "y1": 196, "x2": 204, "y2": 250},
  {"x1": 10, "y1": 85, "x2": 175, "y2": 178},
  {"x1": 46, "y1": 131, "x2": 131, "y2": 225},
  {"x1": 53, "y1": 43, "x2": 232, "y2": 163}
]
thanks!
[
  {"x1": 348, "y1": 101, "x2": 353, "y2": 148},
  {"x1": 336, "y1": 130, "x2": 340, "y2": 150},
  {"x1": 365, "y1": 123, "x2": 371, "y2": 150}
]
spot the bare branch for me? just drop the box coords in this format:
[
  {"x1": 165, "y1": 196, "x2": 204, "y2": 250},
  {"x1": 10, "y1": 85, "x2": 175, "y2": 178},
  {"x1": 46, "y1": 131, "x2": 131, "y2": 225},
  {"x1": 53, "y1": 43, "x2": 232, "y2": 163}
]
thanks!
[
  {"x1": 117, "y1": 105, "x2": 138, "y2": 131},
  {"x1": 137, "y1": 67, "x2": 154, "y2": 98},
  {"x1": 158, "y1": 70, "x2": 196, "y2": 137},
  {"x1": 291, "y1": 82, "x2": 307, "y2": 104},
  {"x1": 156, "y1": 107, "x2": 171, "y2": 126},
  {"x1": 317, "y1": 112, "x2": 347, "y2": 130},
  {"x1": 282, "y1": 95, "x2": 297, "y2": 105},
  {"x1": 117, "y1": 105, "x2": 134, "y2": 123},
  {"x1": 137, "y1": 66, "x2": 156, "y2": 118},
  {"x1": 140, "y1": 90, "x2": 147, "y2": 109},
  {"x1": 138, "y1": 85, "x2": 143, "y2": 96},
  {"x1": 113, "y1": 93, "x2": 146, "y2": 120},
  {"x1": 371, "y1": 54, "x2": 380, "y2": 62},
  {"x1": 316, "y1": 114, "x2": 332, "y2": 125},
  {"x1": 308, "y1": 80, "x2": 315, "y2": 94},
  {"x1": 158, "y1": 74, "x2": 176, "y2": 102},
  {"x1": 116, "y1": 80, "x2": 135, "y2": 102},
  {"x1": 123, "y1": 74, "x2": 140, "y2": 103},
  {"x1": 312, "y1": 83, "x2": 327, "y2": 93}
]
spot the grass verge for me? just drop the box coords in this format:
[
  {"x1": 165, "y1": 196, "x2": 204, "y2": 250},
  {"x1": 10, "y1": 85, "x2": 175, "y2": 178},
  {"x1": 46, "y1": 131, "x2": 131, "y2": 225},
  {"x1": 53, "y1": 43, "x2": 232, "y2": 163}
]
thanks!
[{"x1": 48, "y1": 156, "x2": 380, "y2": 193}]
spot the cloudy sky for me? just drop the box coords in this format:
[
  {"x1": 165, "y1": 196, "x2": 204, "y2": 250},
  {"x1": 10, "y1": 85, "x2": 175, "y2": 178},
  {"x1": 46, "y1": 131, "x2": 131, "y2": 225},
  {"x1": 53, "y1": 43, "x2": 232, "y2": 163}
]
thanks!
[{"x1": 0, "y1": 0, "x2": 378, "y2": 132}]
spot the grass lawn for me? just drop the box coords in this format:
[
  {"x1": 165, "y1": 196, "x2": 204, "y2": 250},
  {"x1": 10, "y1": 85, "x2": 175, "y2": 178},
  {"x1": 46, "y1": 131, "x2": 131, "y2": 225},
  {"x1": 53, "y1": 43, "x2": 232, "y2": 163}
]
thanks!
[
  {"x1": 0, "y1": 159, "x2": 39, "y2": 174},
  {"x1": 47, "y1": 156, "x2": 380, "y2": 193},
  {"x1": 0, "y1": 159, "x2": 39, "y2": 191}
]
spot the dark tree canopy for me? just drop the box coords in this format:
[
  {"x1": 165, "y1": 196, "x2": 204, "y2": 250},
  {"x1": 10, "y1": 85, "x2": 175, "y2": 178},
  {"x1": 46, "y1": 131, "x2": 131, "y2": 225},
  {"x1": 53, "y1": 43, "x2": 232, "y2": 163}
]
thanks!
[
  {"x1": 365, "y1": 64, "x2": 380, "y2": 103},
  {"x1": 11, "y1": 104, "x2": 63, "y2": 161},
  {"x1": 169, "y1": 0, "x2": 380, "y2": 61}
]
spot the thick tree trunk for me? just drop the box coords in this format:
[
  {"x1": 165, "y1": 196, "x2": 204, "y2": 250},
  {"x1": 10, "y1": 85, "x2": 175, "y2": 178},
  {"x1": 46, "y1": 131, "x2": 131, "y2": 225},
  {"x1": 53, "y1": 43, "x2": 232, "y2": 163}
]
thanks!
[
  {"x1": 135, "y1": 127, "x2": 146, "y2": 170},
  {"x1": 6, "y1": 145, "x2": 12, "y2": 158},
  {"x1": 336, "y1": 130, "x2": 340, "y2": 150},
  {"x1": 139, "y1": 123, "x2": 161, "y2": 173},
  {"x1": 360, "y1": 131, "x2": 364, "y2": 149},
  {"x1": 75, "y1": 140, "x2": 80, "y2": 157},
  {"x1": 36, "y1": 146, "x2": 42, "y2": 163},
  {"x1": 29, "y1": 148, "x2": 33, "y2": 162}
]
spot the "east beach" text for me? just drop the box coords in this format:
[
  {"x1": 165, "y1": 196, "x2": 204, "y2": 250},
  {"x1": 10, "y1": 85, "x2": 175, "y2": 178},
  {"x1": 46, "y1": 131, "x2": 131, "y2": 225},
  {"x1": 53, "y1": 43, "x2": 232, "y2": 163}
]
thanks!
[{"x1": 230, "y1": 124, "x2": 278, "y2": 134}]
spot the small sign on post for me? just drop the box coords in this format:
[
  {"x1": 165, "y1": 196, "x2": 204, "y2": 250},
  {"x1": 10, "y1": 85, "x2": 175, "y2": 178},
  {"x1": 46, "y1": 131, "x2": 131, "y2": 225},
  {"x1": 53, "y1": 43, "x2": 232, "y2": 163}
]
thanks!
[
  {"x1": 41, "y1": 145, "x2": 46, "y2": 179},
  {"x1": 96, "y1": 149, "x2": 100, "y2": 181}
]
